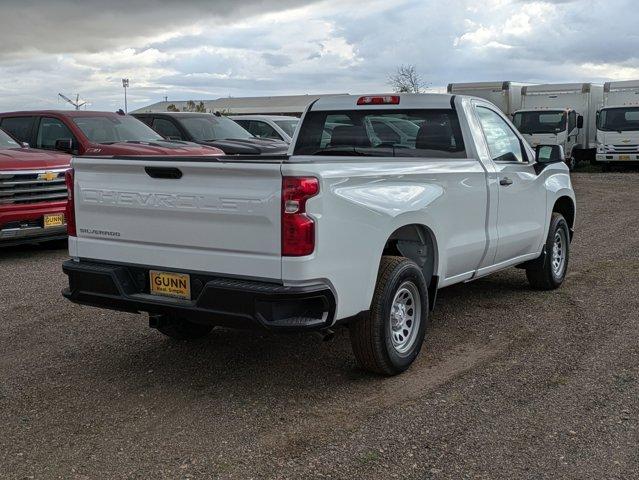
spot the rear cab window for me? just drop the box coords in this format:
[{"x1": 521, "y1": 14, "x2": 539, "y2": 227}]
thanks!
[{"x1": 294, "y1": 109, "x2": 466, "y2": 158}]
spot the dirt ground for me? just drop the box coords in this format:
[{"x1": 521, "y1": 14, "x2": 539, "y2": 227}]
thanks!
[{"x1": 1, "y1": 171, "x2": 638, "y2": 479}]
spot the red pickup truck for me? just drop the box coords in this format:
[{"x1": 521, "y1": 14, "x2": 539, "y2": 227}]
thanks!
[
  {"x1": 0, "y1": 110, "x2": 223, "y2": 157},
  {"x1": 0, "y1": 128, "x2": 71, "y2": 246}
]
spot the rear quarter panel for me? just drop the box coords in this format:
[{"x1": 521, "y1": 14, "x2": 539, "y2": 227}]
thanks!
[{"x1": 281, "y1": 157, "x2": 489, "y2": 320}]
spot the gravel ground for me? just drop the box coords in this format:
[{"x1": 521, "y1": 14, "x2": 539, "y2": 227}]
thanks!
[{"x1": 0, "y1": 172, "x2": 638, "y2": 479}]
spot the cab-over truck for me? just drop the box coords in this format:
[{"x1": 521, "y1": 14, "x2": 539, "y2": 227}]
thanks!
[{"x1": 62, "y1": 94, "x2": 576, "y2": 375}]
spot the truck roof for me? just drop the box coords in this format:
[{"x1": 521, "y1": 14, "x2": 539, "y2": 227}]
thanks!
[
  {"x1": 522, "y1": 83, "x2": 601, "y2": 95},
  {"x1": 604, "y1": 80, "x2": 639, "y2": 92},
  {"x1": 0, "y1": 110, "x2": 127, "y2": 118},
  {"x1": 447, "y1": 81, "x2": 529, "y2": 92},
  {"x1": 310, "y1": 93, "x2": 456, "y2": 111}
]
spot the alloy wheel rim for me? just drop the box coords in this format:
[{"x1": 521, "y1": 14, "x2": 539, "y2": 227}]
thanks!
[{"x1": 390, "y1": 281, "x2": 421, "y2": 354}]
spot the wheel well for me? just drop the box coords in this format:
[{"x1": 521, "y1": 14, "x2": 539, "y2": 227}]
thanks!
[
  {"x1": 553, "y1": 196, "x2": 575, "y2": 236},
  {"x1": 382, "y1": 224, "x2": 437, "y2": 285}
]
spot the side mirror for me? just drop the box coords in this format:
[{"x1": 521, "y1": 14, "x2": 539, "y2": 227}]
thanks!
[
  {"x1": 21, "y1": 142, "x2": 29, "y2": 148},
  {"x1": 54, "y1": 138, "x2": 73, "y2": 153},
  {"x1": 167, "y1": 136, "x2": 182, "y2": 141},
  {"x1": 577, "y1": 115, "x2": 584, "y2": 129},
  {"x1": 534, "y1": 144, "x2": 565, "y2": 173}
]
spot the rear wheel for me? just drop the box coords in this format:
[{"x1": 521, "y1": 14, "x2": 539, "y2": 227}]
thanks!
[
  {"x1": 152, "y1": 315, "x2": 213, "y2": 340},
  {"x1": 349, "y1": 256, "x2": 429, "y2": 376},
  {"x1": 526, "y1": 213, "x2": 570, "y2": 290}
]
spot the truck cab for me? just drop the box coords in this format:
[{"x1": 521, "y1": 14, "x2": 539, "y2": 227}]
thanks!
[
  {"x1": 512, "y1": 108, "x2": 583, "y2": 168},
  {"x1": 595, "y1": 80, "x2": 639, "y2": 167},
  {"x1": 515, "y1": 83, "x2": 603, "y2": 168}
]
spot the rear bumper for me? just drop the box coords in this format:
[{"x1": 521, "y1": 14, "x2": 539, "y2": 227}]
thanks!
[{"x1": 62, "y1": 260, "x2": 336, "y2": 332}]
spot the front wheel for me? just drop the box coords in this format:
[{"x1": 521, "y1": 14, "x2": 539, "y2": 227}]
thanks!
[
  {"x1": 349, "y1": 256, "x2": 429, "y2": 376},
  {"x1": 526, "y1": 213, "x2": 570, "y2": 290}
]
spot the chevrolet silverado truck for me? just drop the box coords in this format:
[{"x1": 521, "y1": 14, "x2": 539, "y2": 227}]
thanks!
[
  {"x1": 0, "y1": 110, "x2": 224, "y2": 157},
  {"x1": 0, "y1": 128, "x2": 71, "y2": 246},
  {"x1": 62, "y1": 94, "x2": 576, "y2": 375}
]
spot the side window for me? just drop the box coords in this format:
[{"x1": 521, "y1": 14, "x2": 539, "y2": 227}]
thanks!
[
  {"x1": 234, "y1": 119, "x2": 251, "y2": 132},
  {"x1": 568, "y1": 111, "x2": 577, "y2": 133},
  {"x1": 136, "y1": 116, "x2": 154, "y2": 127},
  {"x1": 152, "y1": 118, "x2": 183, "y2": 140},
  {"x1": 0, "y1": 117, "x2": 34, "y2": 143},
  {"x1": 476, "y1": 106, "x2": 523, "y2": 163},
  {"x1": 36, "y1": 117, "x2": 76, "y2": 151},
  {"x1": 251, "y1": 121, "x2": 281, "y2": 140}
]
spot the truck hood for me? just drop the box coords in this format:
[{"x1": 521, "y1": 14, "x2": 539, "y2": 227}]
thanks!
[
  {"x1": 597, "y1": 131, "x2": 639, "y2": 146},
  {"x1": 84, "y1": 140, "x2": 223, "y2": 156},
  {"x1": 0, "y1": 148, "x2": 71, "y2": 171},
  {"x1": 197, "y1": 138, "x2": 289, "y2": 155}
]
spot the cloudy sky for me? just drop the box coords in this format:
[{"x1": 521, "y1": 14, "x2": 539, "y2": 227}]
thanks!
[{"x1": 0, "y1": 0, "x2": 637, "y2": 111}]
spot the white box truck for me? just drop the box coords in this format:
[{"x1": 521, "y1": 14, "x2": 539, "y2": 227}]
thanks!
[
  {"x1": 596, "y1": 80, "x2": 639, "y2": 168},
  {"x1": 446, "y1": 81, "x2": 528, "y2": 116},
  {"x1": 512, "y1": 83, "x2": 603, "y2": 168}
]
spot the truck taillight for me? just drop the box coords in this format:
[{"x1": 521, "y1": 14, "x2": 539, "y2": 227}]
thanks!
[
  {"x1": 65, "y1": 168, "x2": 76, "y2": 237},
  {"x1": 281, "y1": 176, "x2": 319, "y2": 256}
]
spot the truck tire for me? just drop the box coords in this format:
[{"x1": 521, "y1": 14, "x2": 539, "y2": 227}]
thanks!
[
  {"x1": 349, "y1": 256, "x2": 429, "y2": 376},
  {"x1": 526, "y1": 213, "x2": 570, "y2": 290},
  {"x1": 153, "y1": 315, "x2": 213, "y2": 340}
]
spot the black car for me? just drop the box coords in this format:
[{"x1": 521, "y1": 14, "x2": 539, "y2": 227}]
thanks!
[{"x1": 132, "y1": 112, "x2": 289, "y2": 155}]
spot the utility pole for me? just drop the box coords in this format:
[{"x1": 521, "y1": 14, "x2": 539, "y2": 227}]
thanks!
[{"x1": 122, "y1": 78, "x2": 129, "y2": 113}]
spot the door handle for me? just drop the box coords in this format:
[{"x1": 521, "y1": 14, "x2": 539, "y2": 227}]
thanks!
[
  {"x1": 145, "y1": 167, "x2": 182, "y2": 179},
  {"x1": 499, "y1": 177, "x2": 513, "y2": 186}
]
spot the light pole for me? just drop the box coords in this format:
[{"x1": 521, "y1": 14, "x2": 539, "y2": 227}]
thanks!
[{"x1": 122, "y1": 78, "x2": 129, "y2": 113}]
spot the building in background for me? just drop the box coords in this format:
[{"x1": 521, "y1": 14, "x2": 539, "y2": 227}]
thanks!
[{"x1": 132, "y1": 94, "x2": 349, "y2": 117}]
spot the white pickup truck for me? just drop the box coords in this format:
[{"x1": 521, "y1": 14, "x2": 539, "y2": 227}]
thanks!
[{"x1": 62, "y1": 94, "x2": 576, "y2": 375}]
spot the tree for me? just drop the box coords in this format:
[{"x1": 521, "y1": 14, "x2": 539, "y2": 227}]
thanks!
[
  {"x1": 182, "y1": 100, "x2": 207, "y2": 112},
  {"x1": 166, "y1": 104, "x2": 179, "y2": 112},
  {"x1": 387, "y1": 65, "x2": 425, "y2": 93}
]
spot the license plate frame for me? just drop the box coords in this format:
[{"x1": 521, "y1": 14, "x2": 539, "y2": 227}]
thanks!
[
  {"x1": 43, "y1": 213, "x2": 65, "y2": 228},
  {"x1": 149, "y1": 270, "x2": 191, "y2": 300},
  {"x1": 619, "y1": 154, "x2": 630, "y2": 161}
]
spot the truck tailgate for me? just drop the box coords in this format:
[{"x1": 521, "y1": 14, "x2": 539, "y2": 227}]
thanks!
[{"x1": 70, "y1": 157, "x2": 283, "y2": 280}]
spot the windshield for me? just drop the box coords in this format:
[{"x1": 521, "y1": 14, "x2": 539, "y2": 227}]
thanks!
[
  {"x1": 598, "y1": 107, "x2": 639, "y2": 132},
  {"x1": 73, "y1": 115, "x2": 163, "y2": 144},
  {"x1": 512, "y1": 111, "x2": 566, "y2": 134},
  {"x1": 180, "y1": 116, "x2": 252, "y2": 141},
  {"x1": 0, "y1": 128, "x2": 21, "y2": 149},
  {"x1": 294, "y1": 109, "x2": 466, "y2": 158},
  {"x1": 274, "y1": 119, "x2": 299, "y2": 137}
]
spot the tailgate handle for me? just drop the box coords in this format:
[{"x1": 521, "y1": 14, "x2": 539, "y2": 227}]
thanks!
[{"x1": 145, "y1": 167, "x2": 182, "y2": 179}]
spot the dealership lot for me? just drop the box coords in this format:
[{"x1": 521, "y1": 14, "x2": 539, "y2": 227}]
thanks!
[{"x1": 1, "y1": 171, "x2": 637, "y2": 479}]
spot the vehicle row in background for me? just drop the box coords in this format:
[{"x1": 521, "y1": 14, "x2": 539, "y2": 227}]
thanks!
[
  {"x1": 448, "y1": 80, "x2": 639, "y2": 168},
  {"x1": 132, "y1": 112, "x2": 289, "y2": 155},
  {"x1": 0, "y1": 110, "x2": 225, "y2": 247}
]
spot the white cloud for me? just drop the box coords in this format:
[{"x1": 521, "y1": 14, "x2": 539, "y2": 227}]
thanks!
[{"x1": 0, "y1": 0, "x2": 636, "y2": 111}]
